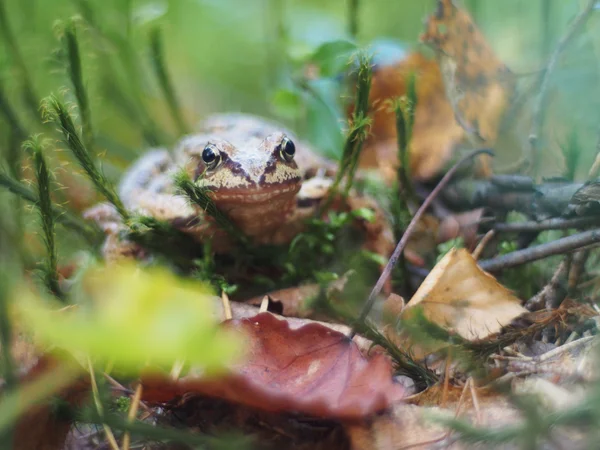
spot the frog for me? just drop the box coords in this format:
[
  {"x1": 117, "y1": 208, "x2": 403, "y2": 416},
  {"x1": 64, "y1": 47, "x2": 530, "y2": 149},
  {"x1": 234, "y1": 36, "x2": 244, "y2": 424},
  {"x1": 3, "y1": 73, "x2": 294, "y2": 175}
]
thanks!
[{"x1": 84, "y1": 113, "x2": 394, "y2": 264}]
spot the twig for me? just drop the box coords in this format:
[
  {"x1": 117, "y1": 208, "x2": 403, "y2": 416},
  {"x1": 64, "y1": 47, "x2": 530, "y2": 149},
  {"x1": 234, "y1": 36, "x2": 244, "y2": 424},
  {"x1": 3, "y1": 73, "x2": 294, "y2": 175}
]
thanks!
[
  {"x1": 528, "y1": 0, "x2": 596, "y2": 175},
  {"x1": 355, "y1": 148, "x2": 494, "y2": 325},
  {"x1": 525, "y1": 259, "x2": 569, "y2": 311},
  {"x1": 568, "y1": 249, "x2": 590, "y2": 294},
  {"x1": 493, "y1": 216, "x2": 600, "y2": 233},
  {"x1": 221, "y1": 291, "x2": 233, "y2": 320},
  {"x1": 469, "y1": 378, "x2": 481, "y2": 424},
  {"x1": 87, "y1": 359, "x2": 120, "y2": 450},
  {"x1": 121, "y1": 383, "x2": 143, "y2": 450},
  {"x1": 472, "y1": 230, "x2": 495, "y2": 260},
  {"x1": 259, "y1": 296, "x2": 269, "y2": 313},
  {"x1": 149, "y1": 27, "x2": 189, "y2": 136},
  {"x1": 479, "y1": 228, "x2": 600, "y2": 273}
]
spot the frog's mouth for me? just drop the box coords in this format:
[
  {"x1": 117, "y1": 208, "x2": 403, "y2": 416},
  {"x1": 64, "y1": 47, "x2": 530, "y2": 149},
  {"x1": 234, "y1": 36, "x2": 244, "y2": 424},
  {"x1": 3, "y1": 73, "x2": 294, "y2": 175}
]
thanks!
[{"x1": 209, "y1": 182, "x2": 301, "y2": 205}]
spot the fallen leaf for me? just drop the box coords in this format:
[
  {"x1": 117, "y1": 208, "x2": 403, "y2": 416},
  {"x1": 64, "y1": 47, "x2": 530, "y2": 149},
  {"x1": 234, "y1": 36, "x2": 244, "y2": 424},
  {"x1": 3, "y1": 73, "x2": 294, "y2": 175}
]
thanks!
[
  {"x1": 142, "y1": 312, "x2": 407, "y2": 421},
  {"x1": 357, "y1": 0, "x2": 515, "y2": 182},
  {"x1": 402, "y1": 248, "x2": 527, "y2": 342},
  {"x1": 346, "y1": 399, "x2": 520, "y2": 450},
  {"x1": 0, "y1": 350, "x2": 89, "y2": 450}
]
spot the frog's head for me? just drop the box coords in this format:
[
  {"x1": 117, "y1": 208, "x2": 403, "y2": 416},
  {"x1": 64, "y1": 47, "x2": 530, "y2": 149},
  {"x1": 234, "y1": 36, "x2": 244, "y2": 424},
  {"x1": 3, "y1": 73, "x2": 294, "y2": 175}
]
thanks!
[{"x1": 176, "y1": 132, "x2": 303, "y2": 236}]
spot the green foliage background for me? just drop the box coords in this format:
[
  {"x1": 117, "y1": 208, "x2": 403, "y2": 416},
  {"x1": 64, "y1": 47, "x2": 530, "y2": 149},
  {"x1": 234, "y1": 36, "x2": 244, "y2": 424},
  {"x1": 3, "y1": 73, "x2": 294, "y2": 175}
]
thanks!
[{"x1": 1, "y1": 0, "x2": 599, "y2": 279}]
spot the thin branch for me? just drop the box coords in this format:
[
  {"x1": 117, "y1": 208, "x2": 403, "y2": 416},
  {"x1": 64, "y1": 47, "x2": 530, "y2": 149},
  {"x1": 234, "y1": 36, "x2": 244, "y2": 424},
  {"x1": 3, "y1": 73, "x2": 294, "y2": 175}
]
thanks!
[
  {"x1": 355, "y1": 148, "x2": 494, "y2": 325},
  {"x1": 493, "y1": 216, "x2": 600, "y2": 233},
  {"x1": 524, "y1": 259, "x2": 569, "y2": 311},
  {"x1": 528, "y1": 0, "x2": 596, "y2": 175},
  {"x1": 479, "y1": 228, "x2": 600, "y2": 272}
]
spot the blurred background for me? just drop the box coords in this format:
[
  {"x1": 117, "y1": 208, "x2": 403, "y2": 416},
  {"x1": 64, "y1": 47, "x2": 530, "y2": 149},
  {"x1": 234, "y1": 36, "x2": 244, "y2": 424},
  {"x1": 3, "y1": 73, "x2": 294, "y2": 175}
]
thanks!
[{"x1": 1, "y1": 0, "x2": 599, "y2": 263}]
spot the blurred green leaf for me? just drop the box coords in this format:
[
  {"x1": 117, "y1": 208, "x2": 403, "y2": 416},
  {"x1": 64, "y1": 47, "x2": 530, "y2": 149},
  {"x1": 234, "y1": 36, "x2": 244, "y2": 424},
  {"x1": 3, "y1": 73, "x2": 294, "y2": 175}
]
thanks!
[
  {"x1": 15, "y1": 263, "x2": 244, "y2": 374},
  {"x1": 310, "y1": 39, "x2": 357, "y2": 77},
  {"x1": 271, "y1": 88, "x2": 304, "y2": 120}
]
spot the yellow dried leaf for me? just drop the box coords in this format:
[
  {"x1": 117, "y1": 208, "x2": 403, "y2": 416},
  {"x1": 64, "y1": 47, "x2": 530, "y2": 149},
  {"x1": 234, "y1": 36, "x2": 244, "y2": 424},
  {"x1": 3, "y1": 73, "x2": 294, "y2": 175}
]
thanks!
[{"x1": 402, "y1": 248, "x2": 527, "y2": 341}]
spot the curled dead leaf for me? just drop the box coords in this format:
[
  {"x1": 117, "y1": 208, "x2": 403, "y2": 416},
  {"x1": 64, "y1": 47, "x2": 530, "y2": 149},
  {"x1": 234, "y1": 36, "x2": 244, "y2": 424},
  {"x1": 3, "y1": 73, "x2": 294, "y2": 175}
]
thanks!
[
  {"x1": 358, "y1": 0, "x2": 515, "y2": 182},
  {"x1": 402, "y1": 248, "x2": 527, "y2": 343},
  {"x1": 142, "y1": 313, "x2": 407, "y2": 421}
]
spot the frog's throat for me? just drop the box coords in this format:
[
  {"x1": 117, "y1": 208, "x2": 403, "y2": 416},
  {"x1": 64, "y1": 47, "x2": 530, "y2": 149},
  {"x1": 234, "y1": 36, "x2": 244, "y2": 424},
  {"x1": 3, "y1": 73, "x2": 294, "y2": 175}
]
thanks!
[{"x1": 212, "y1": 184, "x2": 300, "y2": 237}]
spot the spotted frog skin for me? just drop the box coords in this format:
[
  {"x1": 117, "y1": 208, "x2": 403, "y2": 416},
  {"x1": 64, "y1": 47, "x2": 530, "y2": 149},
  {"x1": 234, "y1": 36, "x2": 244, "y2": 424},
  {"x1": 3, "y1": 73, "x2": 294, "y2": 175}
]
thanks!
[{"x1": 84, "y1": 114, "x2": 393, "y2": 261}]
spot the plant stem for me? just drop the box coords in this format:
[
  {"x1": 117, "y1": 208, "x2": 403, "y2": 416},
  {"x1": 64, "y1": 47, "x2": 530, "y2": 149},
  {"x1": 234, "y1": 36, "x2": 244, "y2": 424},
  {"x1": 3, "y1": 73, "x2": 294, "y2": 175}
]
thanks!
[
  {"x1": 393, "y1": 72, "x2": 417, "y2": 204},
  {"x1": 0, "y1": 171, "x2": 100, "y2": 244},
  {"x1": 320, "y1": 51, "x2": 372, "y2": 212},
  {"x1": 28, "y1": 139, "x2": 63, "y2": 299},
  {"x1": 0, "y1": 80, "x2": 27, "y2": 143},
  {"x1": 0, "y1": 0, "x2": 39, "y2": 119},
  {"x1": 348, "y1": 0, "x2": 359, "y2": 39},
  {"x1": 61, "y1": 19, "x2": 95, "y2": 153},
  {"x1": 42, "y1": 94, "x2": 129, "y2": 220},
  {"x1": 149, "y1": 27, "x2": 189, "y2": 136},
  {"x1": 0, "y1": 271, "x2": 16, "y2": 391}
]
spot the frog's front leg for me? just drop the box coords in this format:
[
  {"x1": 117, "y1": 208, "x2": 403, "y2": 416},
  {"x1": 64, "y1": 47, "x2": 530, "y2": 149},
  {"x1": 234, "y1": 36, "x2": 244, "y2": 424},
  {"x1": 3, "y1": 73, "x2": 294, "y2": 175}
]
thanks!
[{"x1": 84, "y1": 149, "x2": 207, "y2": 262}]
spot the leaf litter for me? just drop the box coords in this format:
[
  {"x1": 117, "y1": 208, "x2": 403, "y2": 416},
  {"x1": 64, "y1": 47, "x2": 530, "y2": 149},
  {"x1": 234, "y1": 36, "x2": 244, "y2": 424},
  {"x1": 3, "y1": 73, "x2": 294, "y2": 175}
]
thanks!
[{"x1": 2, "y1": 0, "x2": 600, "y2": 449}]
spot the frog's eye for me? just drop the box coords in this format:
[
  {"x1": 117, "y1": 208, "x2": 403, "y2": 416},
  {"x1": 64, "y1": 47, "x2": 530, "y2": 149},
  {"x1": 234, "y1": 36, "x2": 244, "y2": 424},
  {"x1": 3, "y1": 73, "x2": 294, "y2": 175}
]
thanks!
[
  {"x1": 201, "y1": 145, "x2": 221, "y2": 169},
  {"x1": 278, "y1": 137, "x2": 296, "y2": 162}
]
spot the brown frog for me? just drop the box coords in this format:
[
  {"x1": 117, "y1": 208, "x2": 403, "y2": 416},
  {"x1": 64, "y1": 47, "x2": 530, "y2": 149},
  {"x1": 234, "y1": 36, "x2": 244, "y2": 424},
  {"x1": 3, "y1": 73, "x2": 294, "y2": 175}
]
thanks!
[{"x1": 84, "y1": 114, "x2": 394, "y2": 262}]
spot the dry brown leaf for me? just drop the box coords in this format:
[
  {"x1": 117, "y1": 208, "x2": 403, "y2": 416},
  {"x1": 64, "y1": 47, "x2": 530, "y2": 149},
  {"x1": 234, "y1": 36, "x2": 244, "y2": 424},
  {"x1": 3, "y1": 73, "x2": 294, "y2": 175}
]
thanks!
[
  {"x1": 142, "y1": 313, "x2": 406, "y2": 421},
  {"x1": 402, "y1": 248, "x2": 527, "y2": 342},
  {"x1": 358, "y1": 0, "x2": 515, "y2": 182},
  {"x1": 346, "y1": 399, "x2": 520, "y2": 450},
  {"x1": 9, "y1": 355, "x2": 90, "y2": 450}
]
